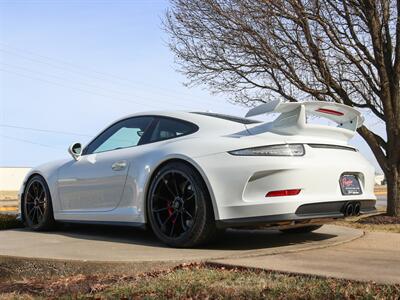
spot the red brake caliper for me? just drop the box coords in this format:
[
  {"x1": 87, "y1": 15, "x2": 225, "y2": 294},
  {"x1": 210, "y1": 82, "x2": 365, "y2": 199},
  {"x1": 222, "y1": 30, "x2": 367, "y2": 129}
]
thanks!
[
  {"x1": 167, "y1": 201, "x2": 174, "y2": 217},
  {"x1": 167, "y1": 206, "x2": 174, "y2": 217},
  {"x1": 167, "y1": 202, "x2": 178, "y2": 224},
  {"x1": 167, "y1": 201, "x2": 177, "y2": 224}
]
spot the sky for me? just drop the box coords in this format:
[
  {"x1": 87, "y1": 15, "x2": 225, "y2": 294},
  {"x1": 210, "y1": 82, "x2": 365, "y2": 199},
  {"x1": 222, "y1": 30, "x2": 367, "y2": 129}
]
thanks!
[{"x1": 0, "y1": 0, "x2": 385, "y2": 173}]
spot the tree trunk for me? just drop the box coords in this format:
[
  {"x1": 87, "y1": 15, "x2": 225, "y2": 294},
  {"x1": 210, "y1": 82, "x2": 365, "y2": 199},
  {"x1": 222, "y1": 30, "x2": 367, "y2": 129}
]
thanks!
[{"x1": 386, "y1": 165, "x2": 400, "y2": 216}]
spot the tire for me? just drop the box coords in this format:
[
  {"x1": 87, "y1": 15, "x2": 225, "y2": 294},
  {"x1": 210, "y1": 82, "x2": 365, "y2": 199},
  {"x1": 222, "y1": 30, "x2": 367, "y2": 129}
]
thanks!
[
  {"x1": 280, "y1": 225, "x2": 323, "y2": 234},
  {"x1": 147, "y1": 161, "x2": 216, "y2": 247},
  {"x1": 23, "y1": 175, "x2": 56, "y2": 231}
]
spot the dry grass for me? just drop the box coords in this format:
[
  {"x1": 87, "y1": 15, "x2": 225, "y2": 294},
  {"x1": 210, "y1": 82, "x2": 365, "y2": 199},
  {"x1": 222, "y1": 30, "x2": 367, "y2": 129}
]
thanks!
[
  {"x1": 0, "y1": 191, "x2": 18, "y2": 201},
  {"x1": 334, "y1": 209, "x2": 400, "y2": 233},
  {"x1": 335, "y1": 220, "x2": 400, "y2": 233},
  {"x1": 374, "y1": 185, "x2": 387, "y2": 194},
  {"x1": 0, "y1": 263, "x2": 398, "y2": 300},
  {"x1": 0, "y1": 214, "x2": 22, "y2": 230}
]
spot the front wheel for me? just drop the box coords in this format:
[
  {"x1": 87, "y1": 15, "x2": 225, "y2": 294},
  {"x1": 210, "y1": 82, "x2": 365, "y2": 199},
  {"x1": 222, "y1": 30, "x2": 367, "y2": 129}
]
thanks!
[
  {"x1": 23, "y1": 175, "x2": 56, "y2": 231},
  {"x1": 280, "y1": 225, "x2": 323, "y2": 234},
  {"x1": 147, "y1": 162, "x2": 216, "y2": 247}
]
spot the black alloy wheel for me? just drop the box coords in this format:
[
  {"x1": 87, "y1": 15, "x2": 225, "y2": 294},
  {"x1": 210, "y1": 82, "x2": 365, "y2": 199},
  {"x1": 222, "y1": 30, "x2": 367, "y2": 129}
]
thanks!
[
  {"x1": 23, "y1": 175, "x2": 55, "y2": 230},
  {"x1": 147, "y1": 162, "x2": 216, "y2": 247}
]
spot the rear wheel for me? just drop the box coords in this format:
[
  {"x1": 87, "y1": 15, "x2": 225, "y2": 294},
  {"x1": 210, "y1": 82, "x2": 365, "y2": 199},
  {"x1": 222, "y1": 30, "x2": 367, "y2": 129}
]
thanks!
[
  {"x1": 147, "y1": 162, "x2": 216, "y2": 247},
  {"x1": 23, "y1": 175, "x2": 56, "y2": 231},
  {"x1": 280, "y1": 225, "x2": 323, "y2": 234}
]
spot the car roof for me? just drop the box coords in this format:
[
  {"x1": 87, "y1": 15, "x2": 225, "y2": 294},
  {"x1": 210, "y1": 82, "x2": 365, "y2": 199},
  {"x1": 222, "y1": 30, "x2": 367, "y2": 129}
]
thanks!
[{"x1": 84, "y1": 111, "x2": 259, "y2": 150}]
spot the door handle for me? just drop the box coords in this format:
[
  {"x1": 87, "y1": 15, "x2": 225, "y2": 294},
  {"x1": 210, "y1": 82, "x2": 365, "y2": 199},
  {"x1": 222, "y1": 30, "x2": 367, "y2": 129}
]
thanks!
[{"x1": 112, "y1": 160, "x2": 127, "y2": 171}]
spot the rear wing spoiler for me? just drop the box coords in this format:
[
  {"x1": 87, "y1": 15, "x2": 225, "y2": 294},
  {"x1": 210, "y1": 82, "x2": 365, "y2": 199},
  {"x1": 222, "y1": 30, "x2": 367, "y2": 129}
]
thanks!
[{"x1": 245, "y1": 101, "x2": 364, "y2": 141}]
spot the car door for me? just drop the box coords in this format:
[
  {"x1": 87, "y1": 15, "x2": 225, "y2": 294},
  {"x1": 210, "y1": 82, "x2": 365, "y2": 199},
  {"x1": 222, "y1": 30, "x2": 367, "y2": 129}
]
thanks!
[{"x1": 57, "y1": 116, "x2": 153, "y2": 212}]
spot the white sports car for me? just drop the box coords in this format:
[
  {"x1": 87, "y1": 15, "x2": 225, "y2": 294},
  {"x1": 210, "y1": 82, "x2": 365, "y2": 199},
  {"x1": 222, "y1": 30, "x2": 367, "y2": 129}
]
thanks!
[{"x1": 19, "y1": 101, "x2": 376, "y2": 247}]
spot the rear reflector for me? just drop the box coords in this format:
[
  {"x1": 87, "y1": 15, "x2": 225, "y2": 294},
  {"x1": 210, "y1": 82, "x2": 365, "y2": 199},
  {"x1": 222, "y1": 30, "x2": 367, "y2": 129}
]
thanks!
[
  {"x1": 266, "y1": 189, "x2": 301, "y2": 197},
  {"x1": 316, "y1": 108, "x2": 344, "y2": 116}
]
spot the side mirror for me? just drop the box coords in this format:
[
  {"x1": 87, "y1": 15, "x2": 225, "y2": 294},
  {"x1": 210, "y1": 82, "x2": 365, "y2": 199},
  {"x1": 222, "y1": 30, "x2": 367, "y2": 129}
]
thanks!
[{"x1": 68, "y1": 142, "x2": 82, "y2": 160}]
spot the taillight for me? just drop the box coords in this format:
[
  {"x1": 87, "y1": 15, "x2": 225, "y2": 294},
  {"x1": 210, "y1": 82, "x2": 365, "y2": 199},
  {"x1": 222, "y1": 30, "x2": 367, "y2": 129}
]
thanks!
[
  {"x1": 266, "y1": 189, "x2": 301, "y2": 197},
  {"x1": 229, "y1": 144, "x2": 305, "y2": 156}
]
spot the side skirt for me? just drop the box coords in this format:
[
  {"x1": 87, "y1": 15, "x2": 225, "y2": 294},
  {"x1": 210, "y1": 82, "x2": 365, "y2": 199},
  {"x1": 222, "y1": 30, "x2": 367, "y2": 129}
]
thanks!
[{"x1": 56, "y1": 219, "x2": 147, "y2": 229}]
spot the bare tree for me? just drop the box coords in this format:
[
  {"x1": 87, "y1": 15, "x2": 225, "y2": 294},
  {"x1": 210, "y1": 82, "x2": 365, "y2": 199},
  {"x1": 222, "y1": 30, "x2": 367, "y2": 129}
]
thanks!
[{"x1": 165, "y1": 0, "x2": 400, "y2": 216}]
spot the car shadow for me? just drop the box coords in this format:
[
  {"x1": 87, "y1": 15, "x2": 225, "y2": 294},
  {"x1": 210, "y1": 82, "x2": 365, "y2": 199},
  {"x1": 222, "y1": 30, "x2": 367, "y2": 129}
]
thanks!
[
  {"x1": 34, "y1": 223, "x2": 337, "y2": 251},
  {"x1": 204, "y1": 228, "x2": 336, "y2": 250}
]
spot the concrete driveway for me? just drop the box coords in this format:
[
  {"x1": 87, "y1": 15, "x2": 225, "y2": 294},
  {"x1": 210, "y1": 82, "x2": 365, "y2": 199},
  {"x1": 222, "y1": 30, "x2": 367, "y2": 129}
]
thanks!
[
  {"x1": 1, "y1": 224, "x2": 399, "y2": 284},
  {"x1": 0, "y1": 225, "x2": 359, "y2": 262},
  {"x1": 0, "y1": 191, "x2": 395, "y2": 284},
  {"x1": 213, "y1": 230, "x2": 400, "y2": 284}
]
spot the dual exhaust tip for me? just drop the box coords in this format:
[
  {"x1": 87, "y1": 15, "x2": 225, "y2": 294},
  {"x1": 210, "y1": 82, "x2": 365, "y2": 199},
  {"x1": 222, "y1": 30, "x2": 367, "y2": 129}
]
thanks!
[{"x1": 343, "y1": 202, "x2": 361, "y2": 217}]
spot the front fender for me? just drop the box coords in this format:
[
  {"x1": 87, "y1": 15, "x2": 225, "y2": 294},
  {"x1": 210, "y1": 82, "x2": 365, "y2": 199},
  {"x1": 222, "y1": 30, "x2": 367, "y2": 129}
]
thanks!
[{"x1": 18, "y1": 159, "x2": 70, "y2": 219}]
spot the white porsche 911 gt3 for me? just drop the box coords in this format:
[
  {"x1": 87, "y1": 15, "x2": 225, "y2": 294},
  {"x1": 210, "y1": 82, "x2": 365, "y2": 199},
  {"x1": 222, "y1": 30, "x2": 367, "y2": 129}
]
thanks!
[{"x1": 18, "y1": 101, "x2": 376, "y2": 247}]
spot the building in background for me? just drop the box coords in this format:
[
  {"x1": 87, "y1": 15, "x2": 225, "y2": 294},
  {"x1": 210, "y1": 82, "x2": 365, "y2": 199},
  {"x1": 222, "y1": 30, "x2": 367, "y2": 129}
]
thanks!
[{"x1": 0, "y1": 167, "x2": 31, "y2": 191}]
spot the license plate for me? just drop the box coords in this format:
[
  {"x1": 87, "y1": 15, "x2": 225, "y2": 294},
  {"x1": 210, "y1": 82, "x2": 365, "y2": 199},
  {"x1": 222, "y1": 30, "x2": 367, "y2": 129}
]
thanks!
[{"x1": 340, "y1": 174, "x2": 362, "y2": 195}]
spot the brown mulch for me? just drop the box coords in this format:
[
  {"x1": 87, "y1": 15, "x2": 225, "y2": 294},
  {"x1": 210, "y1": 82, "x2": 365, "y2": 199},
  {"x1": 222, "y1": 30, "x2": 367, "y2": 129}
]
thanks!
[
  {"x1": 0, "y1": 262, "x2": 200, "y2": 297},
  {"x1": 358, "y1": 214, "x2": 400, "y2": 225}
]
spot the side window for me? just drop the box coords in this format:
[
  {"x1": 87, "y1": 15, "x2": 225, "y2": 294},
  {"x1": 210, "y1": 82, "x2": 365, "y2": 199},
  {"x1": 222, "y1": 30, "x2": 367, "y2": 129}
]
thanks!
[
  {"x1": 84, "y1": 117, "x2": 153, "y2": 155},
  {"x1": 149, "y1": 117, "x2": 198, "y2": 143}
]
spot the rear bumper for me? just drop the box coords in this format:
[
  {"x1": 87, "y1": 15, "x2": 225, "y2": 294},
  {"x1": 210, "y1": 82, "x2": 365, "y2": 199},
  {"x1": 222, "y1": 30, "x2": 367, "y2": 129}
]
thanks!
[
  {"x1": 216, "y1": 199, "x2": 376, "y2": 228},
  {"x1": 195, "y1": 146, "x2": 376, "y2": 221}
]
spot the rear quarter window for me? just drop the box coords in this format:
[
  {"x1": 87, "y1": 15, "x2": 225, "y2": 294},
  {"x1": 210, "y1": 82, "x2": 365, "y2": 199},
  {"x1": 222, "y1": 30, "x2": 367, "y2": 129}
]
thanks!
[{"x1": 148, "y1": 117, "x2": 198, "y2": 143}]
